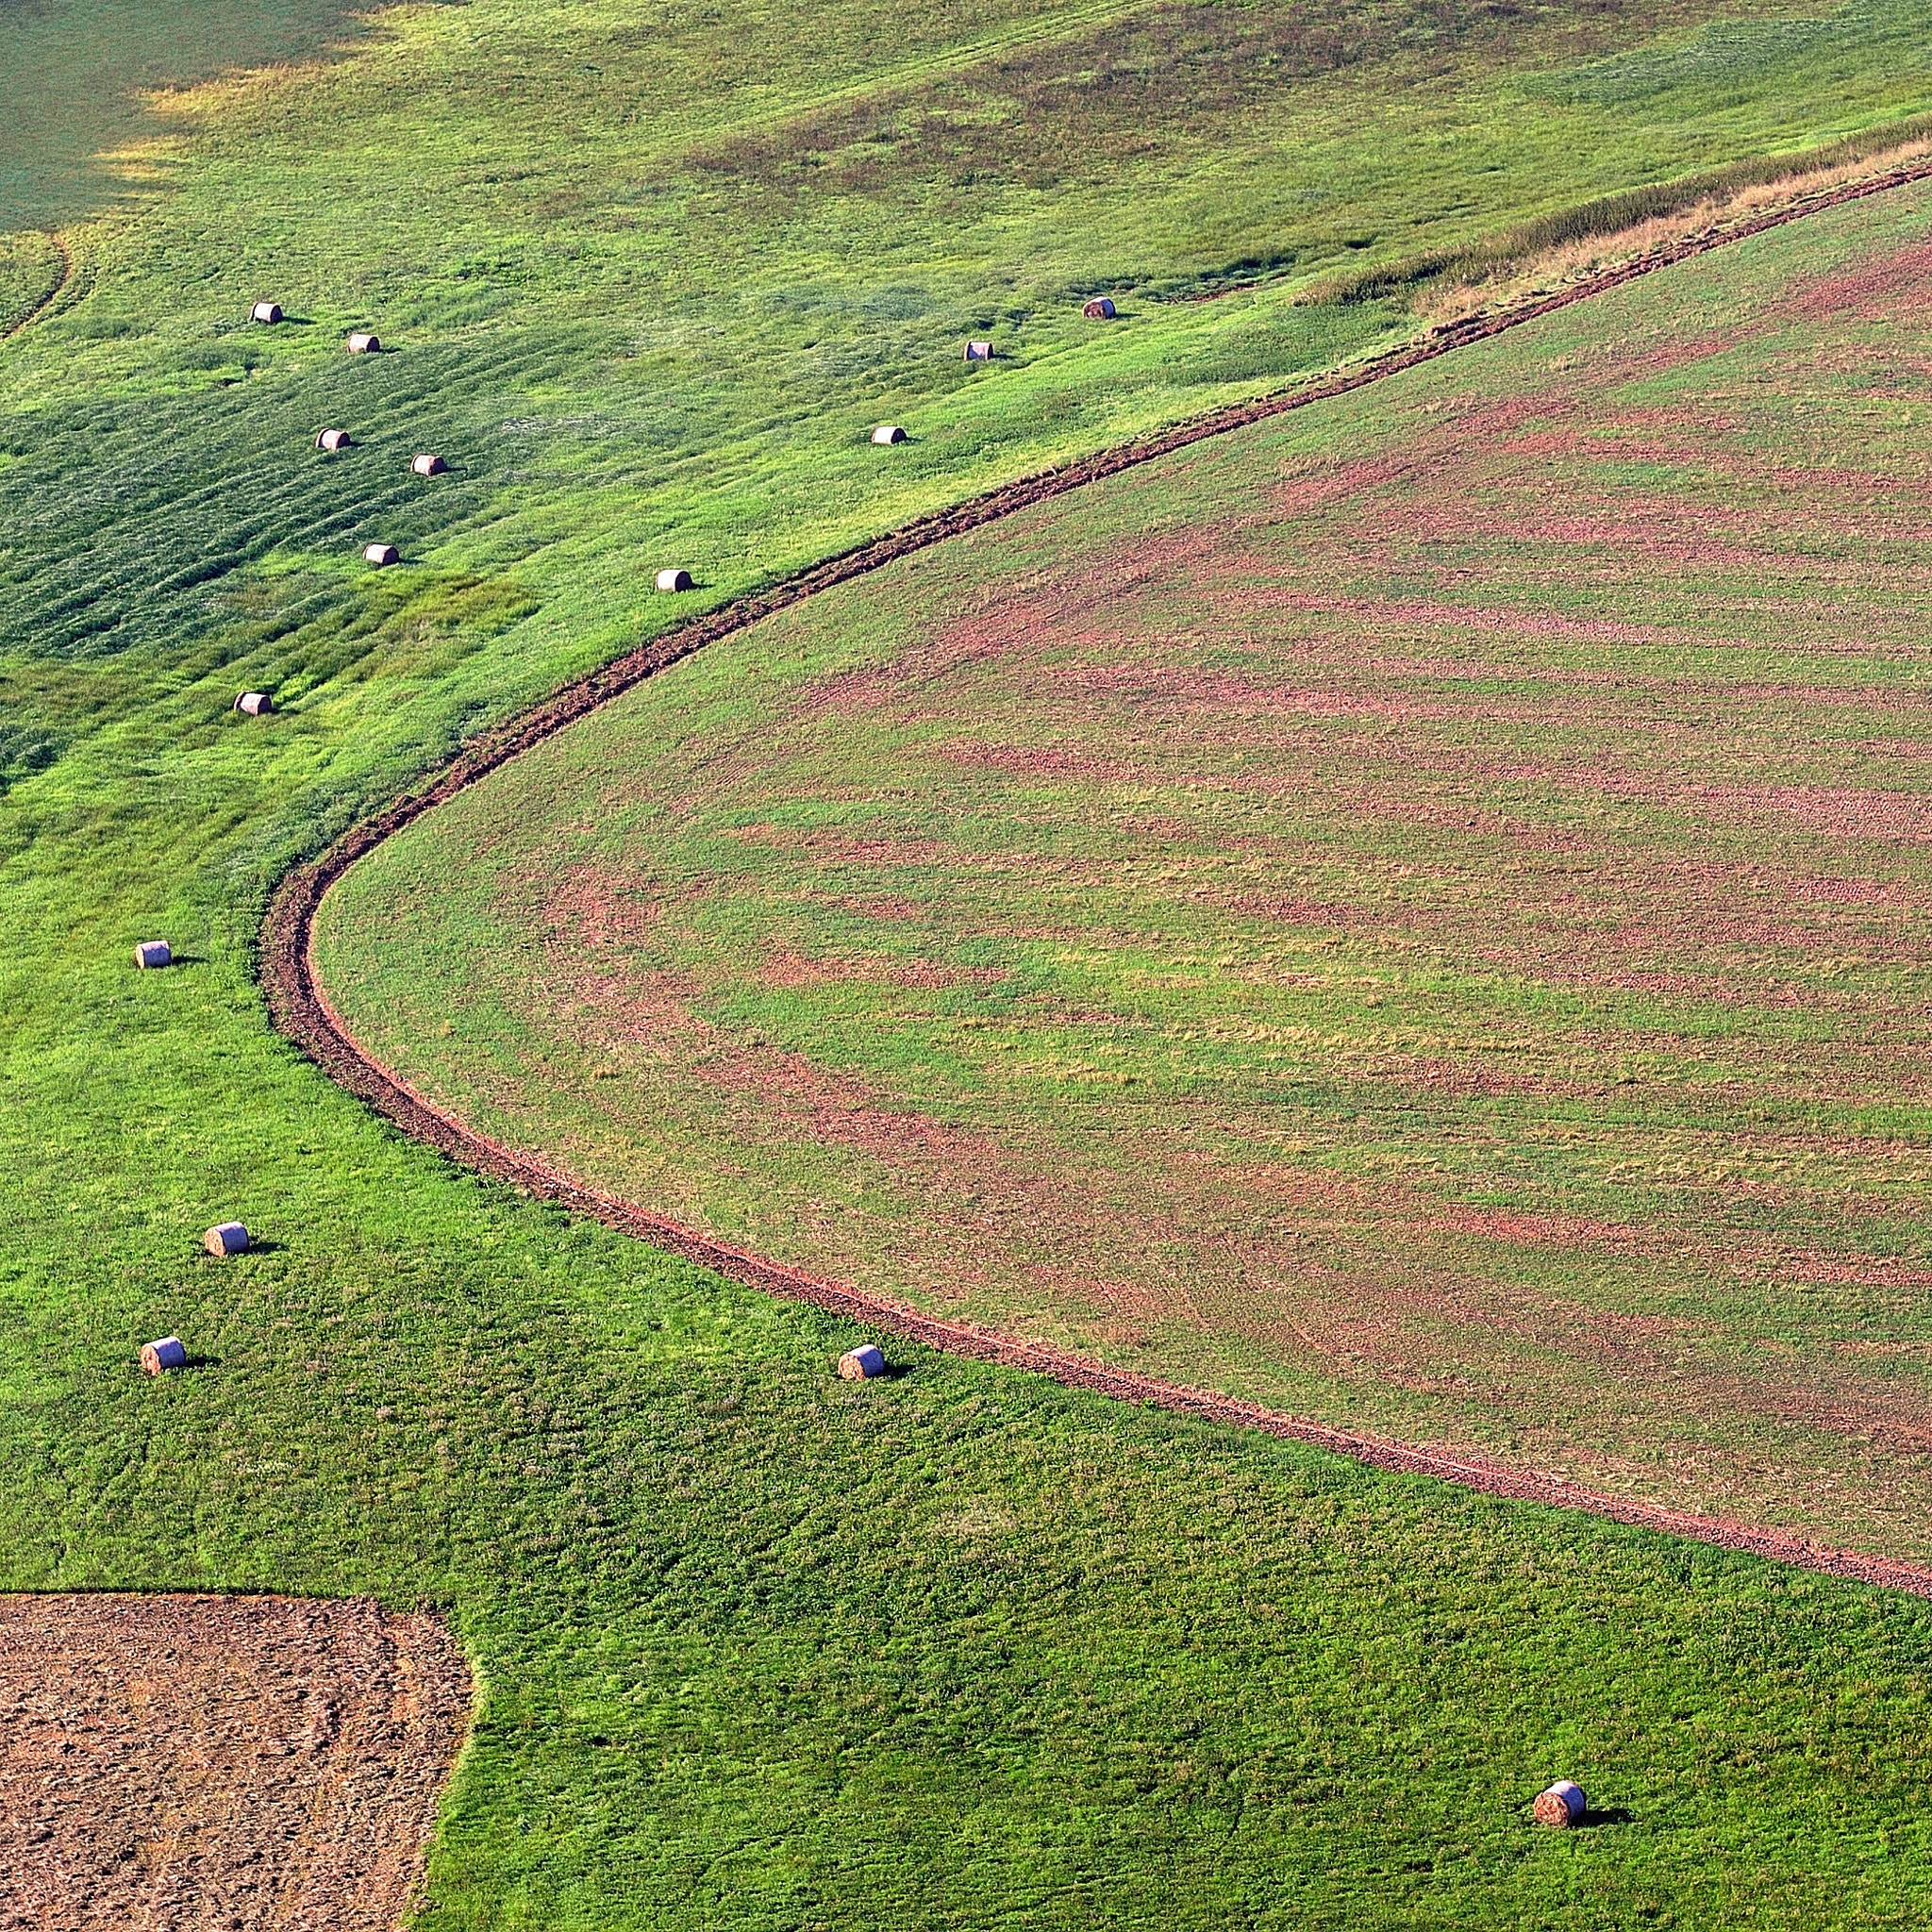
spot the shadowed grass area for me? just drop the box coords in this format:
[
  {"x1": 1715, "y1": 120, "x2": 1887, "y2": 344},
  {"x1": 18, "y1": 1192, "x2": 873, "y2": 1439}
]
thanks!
[
  {"x1": 317, "y1": 181, "x2": 1932, "y2": 1568},
  {"x1": 0, "y1": 0, "x2": 375, "y2": 230}
]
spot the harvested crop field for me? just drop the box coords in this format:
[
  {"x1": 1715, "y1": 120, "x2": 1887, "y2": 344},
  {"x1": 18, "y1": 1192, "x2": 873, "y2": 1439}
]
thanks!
[
  {"x1": 311, "y1": 178, "x2": 1932, "y2": 1566},
  {"x1": 0, "y1": 1594, "x2": 468, "y2": 1932}
]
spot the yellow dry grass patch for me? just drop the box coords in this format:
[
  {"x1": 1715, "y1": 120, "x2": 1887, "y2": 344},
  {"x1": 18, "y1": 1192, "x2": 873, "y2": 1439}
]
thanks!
[{"x1": 1420, "y1": 138, "x2": 1932, "y2": 325}]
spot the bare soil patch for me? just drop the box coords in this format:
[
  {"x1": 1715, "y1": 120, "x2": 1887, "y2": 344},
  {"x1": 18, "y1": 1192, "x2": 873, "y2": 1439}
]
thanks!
[{"x1": 0, "y1": 1593, "x2": 469, "y2": 1932}]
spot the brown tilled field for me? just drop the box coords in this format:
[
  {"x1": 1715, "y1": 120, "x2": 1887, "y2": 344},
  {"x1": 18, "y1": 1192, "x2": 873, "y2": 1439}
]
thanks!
[{"x1": 0, "y1": 1595, "x2": 468, "y2": 1932}]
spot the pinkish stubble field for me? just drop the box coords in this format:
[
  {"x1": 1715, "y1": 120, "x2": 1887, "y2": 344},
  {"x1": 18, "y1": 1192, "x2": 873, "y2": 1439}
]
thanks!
[{"x1": 317, "y1": 189, "x2": 1932, "y2": 1557}]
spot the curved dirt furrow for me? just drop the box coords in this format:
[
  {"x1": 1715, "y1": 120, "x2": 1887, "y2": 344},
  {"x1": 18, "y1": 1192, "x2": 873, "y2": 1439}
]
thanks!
[
  {"x1": 2, "y1": 232, "x2": 73, "y2": 341},
  {"x1": 266, "y1": 158, "x2": 1932, "y2": 1604},
  {"x1": 272, "y1": 959, "x2": 1932, "y2": 1603}
]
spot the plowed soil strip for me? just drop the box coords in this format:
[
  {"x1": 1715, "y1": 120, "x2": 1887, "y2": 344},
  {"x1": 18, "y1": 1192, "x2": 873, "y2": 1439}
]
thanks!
[
  {"x1": 266, "y1": 159, "x2": 1932, "y2": 1604},
  {"x1": 0, "y1": 1592, "x2": 471, "y2": 1932}
]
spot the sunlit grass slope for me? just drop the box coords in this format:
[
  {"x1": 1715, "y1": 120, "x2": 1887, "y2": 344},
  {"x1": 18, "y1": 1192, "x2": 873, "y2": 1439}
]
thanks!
[
  {"x1": 8, "y1": 0, "x2": 1932, "y2": 1922},
  {"x1": 319, "y1": 181, "x2": 1932, "y2": 1569}
]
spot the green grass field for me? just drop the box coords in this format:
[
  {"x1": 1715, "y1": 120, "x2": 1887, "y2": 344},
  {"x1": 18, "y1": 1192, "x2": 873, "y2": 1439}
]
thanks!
[
  {"x1": 314, "y1": 179, "x2": 1932, "y2": 1571},
  {"x1": 9, "y1": 0, "x2": 1932, "y2": 1920}
]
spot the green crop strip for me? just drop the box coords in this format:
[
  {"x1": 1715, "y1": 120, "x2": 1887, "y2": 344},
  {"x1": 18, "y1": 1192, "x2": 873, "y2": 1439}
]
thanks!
[{"x1": 8, "y1": 0, "x2": 1932, "y2": 1919}]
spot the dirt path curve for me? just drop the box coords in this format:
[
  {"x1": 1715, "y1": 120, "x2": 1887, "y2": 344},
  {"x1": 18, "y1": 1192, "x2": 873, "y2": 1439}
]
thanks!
[
  {"x1": 265, "y1": 158, "x2": 1932, "y2": 1604},
  {"x1": 3, "y1": 232, "x2": 73, "y2": 341}
]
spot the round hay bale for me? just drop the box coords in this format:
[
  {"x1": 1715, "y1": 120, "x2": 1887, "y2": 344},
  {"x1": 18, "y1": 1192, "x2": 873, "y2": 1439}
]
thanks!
[
  {"x1": 141, "y1": 1336, "x2": 187, "y2": 1376},
  {"x1": 1534, "y1": 1781, "x2": 1587, "y2": 1827},
  {"x1": 656, "y1": 567, "x2": 692, "y2": 592},
  {"x1": 838, "y1": 1344, "x2": 887, "y2": 1381},
  {"x1": 316, "y1": 427, "x2": 351, "y2": 452},
  {"x1": 250, "y1": 301, "x2": 283, "y2": 325},
  {"x1": 234, "y1": 691, "x2": 273, "y2": 718},
  {"x1": 346, "y1": 331, "x2": 381, "y2": 354},
  {"x1": 872, "y1": 424, "x2": 908, "y2": 444},
  {"x1": 133, "y1": 941, "x2": 173, "y2": 970},
  {"x1": 410, "y1": 453, "x2": 448, "y2": 477},
  {"x1": 203, "y1": 1222, "x2": 250, "y2": 1257},
  {"x1": 363, "y1": 541, "x2": 399, "y2": 567},
  {"x1": 1082, "y1": 297, "x2": 1117, "y2": 319},
  {"x1": 964, "y1": 340, "x2": 993, "y2": 362}
]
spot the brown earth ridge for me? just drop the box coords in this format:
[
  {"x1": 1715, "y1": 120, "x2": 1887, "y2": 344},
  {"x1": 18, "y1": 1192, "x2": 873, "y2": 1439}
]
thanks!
[{"x1": 266, "y1": 156, "x2": 1932, "y2": 1604}]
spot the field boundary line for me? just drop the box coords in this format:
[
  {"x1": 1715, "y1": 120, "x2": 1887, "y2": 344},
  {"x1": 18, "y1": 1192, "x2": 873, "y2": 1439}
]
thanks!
[
  {"x1": 265, "y1": 157, "x2": 1932, "y2": 1600},
  {"x1": 279, "y1": 952, "x2": 1932, "y2": 1601}
]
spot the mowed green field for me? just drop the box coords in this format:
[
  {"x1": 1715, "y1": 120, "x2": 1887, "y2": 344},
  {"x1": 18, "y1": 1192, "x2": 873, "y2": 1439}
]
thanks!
[
  {"x1": 319, "y1": 184, "x2": 1932, "y2": 1570},
  {"x1": 9, "y1": 0, "x2": 1932, "y2": 1921},
  {"x1": 10, "y1": 0, "x2": 1932, "y2": 774}
]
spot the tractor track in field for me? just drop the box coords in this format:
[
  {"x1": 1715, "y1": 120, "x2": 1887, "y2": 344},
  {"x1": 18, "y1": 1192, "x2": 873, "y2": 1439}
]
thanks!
[
  {"x1": 2, "y1": 231, "x2": 72, "y2": 341},
  {"x1": 264, "y1": 156, "x2": 1932, "y2": 1603}
]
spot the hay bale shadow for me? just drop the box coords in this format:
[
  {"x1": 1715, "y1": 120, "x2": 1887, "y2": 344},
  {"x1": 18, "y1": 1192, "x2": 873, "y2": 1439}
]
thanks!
[{"x1": 1572, "y1": 1806, "x2": 1633, "y2": 1829}]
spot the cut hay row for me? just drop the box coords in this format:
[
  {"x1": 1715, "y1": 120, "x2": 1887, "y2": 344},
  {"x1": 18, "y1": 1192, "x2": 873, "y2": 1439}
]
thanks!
[
  {"x1": 264, "y1": 155, "x2": 1932, "y2": 1602},
  {"x1": 235, "y1": 297, "x2": 1091, "y2": 593},
  {"x1": 242, "y1": 308, "x2": 422, "y2": 575},
  {"x1": 5, "y1": 369, "x2": 477, "y2": 651}
]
